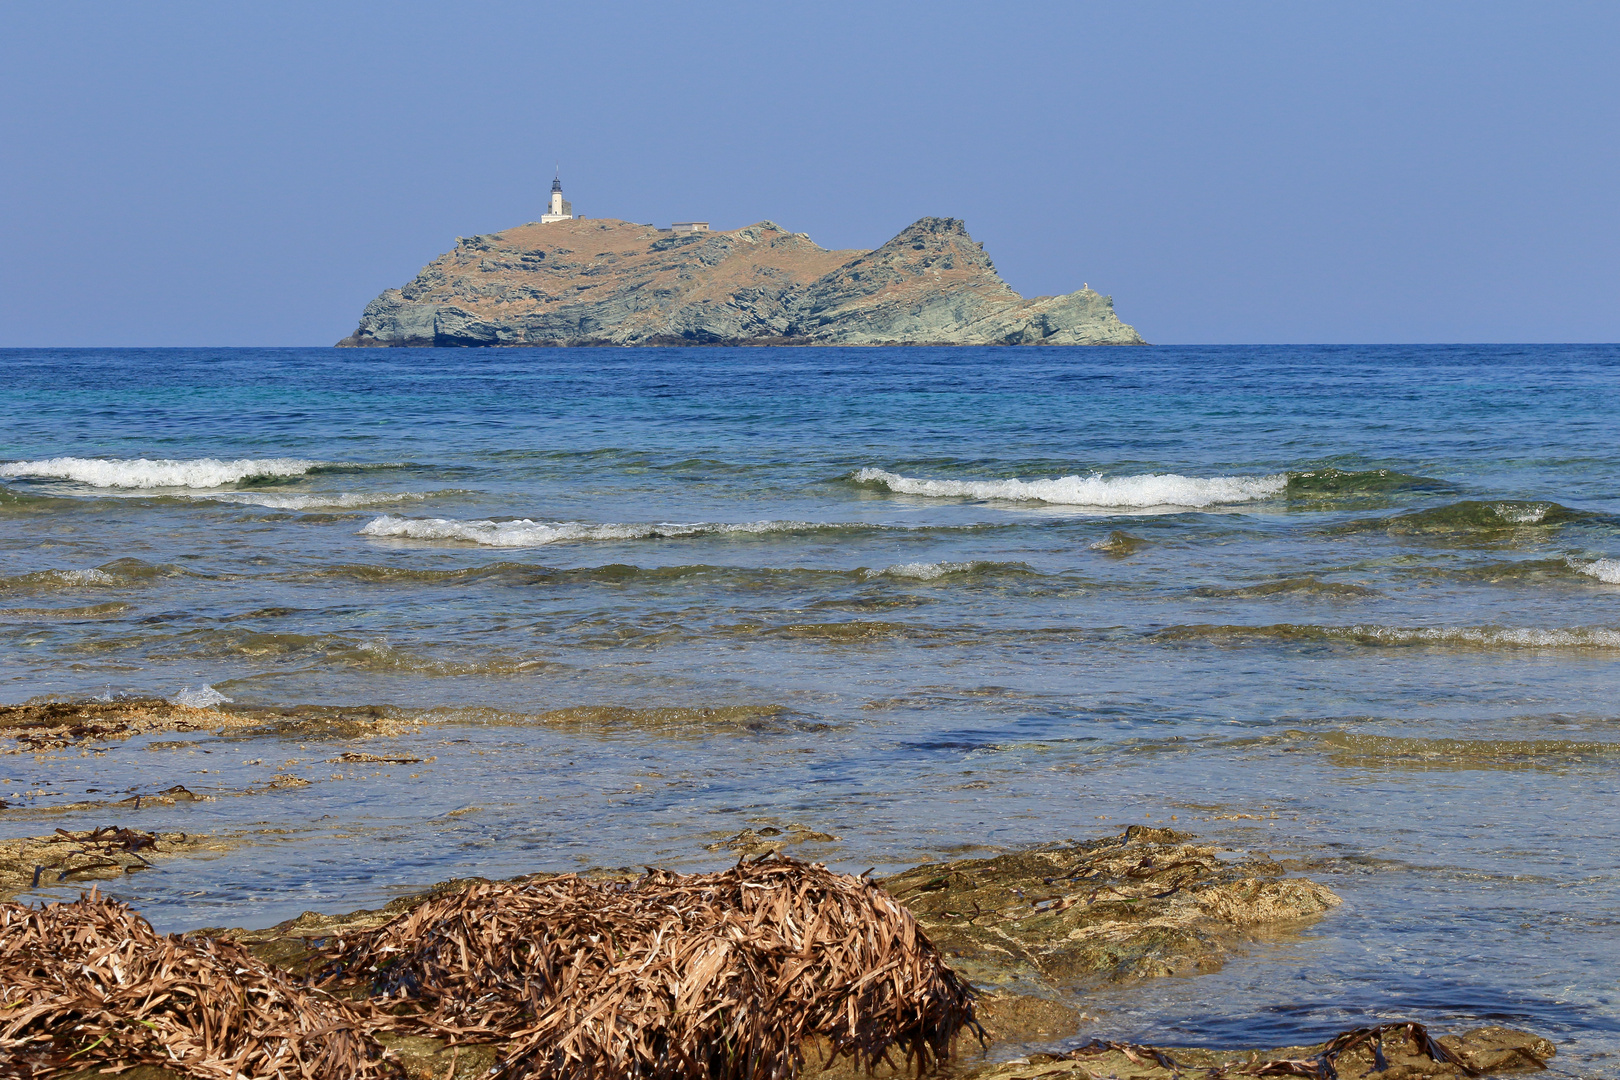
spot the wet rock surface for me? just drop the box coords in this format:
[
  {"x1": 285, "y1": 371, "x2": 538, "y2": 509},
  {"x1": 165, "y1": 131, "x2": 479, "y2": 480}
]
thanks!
[
  {"x1": 0, "y1": 827, "x2": 231, "y2": 903},
  {"x1": 18, "y1": 828, "x2": 1556, "y2": 1078},
  {"x1": 965, "y1": 1023, "x2": 1555, "y2": 1079},
  {"x1": 882, "y1": 826, "x2": 1341, "y2": 994},
  {"x1": 0, "y1": 698, "x2": 243, "y2": 754},
  {"x1": 338, "y1": 216, "x2": 1144, "y2": 348}
]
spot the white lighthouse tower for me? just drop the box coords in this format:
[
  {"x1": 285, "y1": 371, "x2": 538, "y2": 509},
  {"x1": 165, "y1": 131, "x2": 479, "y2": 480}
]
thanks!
[{"x1": 541, "y1": 170, "x2": 574, "y2": 223}]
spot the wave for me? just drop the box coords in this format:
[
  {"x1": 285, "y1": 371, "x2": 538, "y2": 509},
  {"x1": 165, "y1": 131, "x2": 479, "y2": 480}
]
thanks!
[
  {"x1": 1154, "y1": 622, "x2": 1620, "y2": 650},
  {"x1": 1572, "y1": 558, "x2": 1620, "y2": 584},
  {"x1": 199, "y1": 490, "x2": 451, "y2": 510},
  {"x1": 143, "y1": 629, "x2": 562, "y2": 677},
  {"x1": 852, "y1": 467, "x2": 1287, "y2": 508},
  {"x1": 0, "y1": 456, "x2": 324, "y2": 489},
  {"x1": 0, "y1": 558, "x2": 191, "y2": 594},
  {"x1": 1190, "y1": 577, "x2": 1380, "y2": 600},
  {"x1": 170, "y1": 685, "x2": 232, "y2": 708},
  {"x1": 1090, "y1": 530, "x2": 1148, "y2": 555},
  {"x1": 0, "y1": 566, "x2": 117, "y2": 592},
  {"x1": 1284, "y1": 468, "x2": 1452, "y2": 496},
  {"x1": 867, "y1": 560, "x2": 1029, "y2": 581},
  {"x1": 361, "y1": 515, "x2": 867, "y2": 547},
  {"x1": 0, "y1": 488, "x2": 80, "y2": 513},
  {"x1": 0, "y1": 601, "x2": 133, "y2": 619},
  {"x1": 294, "y1": 561, "x2": 1034, "y2": 593},
  {"x1": 1333, "y1": 499, "x2": 1592, "y2": 535}
]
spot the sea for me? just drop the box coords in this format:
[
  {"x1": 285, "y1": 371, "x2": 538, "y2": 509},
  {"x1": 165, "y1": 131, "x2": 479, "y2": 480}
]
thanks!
[{"x1": 1, "y1": 345, "x2": 1616, "y2": 1073}]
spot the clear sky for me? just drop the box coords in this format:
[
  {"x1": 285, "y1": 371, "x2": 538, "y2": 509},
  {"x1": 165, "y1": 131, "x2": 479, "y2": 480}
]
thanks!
[{"x1": 1, "y1": 2, "x2": 1615, "y2": 346}]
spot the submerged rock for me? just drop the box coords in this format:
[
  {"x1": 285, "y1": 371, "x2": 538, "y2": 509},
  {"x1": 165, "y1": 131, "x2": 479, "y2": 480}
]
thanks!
[
  {"x1": 882, "y1": 825, "x2": 1340, "y2": 994},
  {"x1": 337, "y1": 217, "x2": 1145, "y2": 348}
]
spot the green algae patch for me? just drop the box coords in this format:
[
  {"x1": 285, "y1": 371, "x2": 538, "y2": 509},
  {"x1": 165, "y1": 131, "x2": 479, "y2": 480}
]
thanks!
[{"x1": 881, "y1": 826, "x2": 1340, "y2": 994}]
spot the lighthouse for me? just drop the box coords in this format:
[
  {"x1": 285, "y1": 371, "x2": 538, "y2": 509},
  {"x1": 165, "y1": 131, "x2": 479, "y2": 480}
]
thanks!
[{"x1": 541, "y1": 171, "x2": 574, "y2": 223}]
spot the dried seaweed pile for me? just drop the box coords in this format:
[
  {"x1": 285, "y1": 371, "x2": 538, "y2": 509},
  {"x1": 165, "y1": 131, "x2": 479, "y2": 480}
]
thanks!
[
  {"x1": 0, "y1": 890, "x2": 390, "y2": 1080},
  {"x1": 320, "y1": 855, "x2": 979, "y2": 1079}
]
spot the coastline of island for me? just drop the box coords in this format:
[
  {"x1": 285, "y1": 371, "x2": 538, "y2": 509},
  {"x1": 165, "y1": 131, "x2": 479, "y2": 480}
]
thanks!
[{"x1": 337, "y1": 217, "x2": 1146, "y2": 349}]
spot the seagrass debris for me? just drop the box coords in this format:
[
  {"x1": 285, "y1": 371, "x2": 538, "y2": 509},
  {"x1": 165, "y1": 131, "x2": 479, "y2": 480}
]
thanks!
[
  {"x1": 968, "y1": 1021, "x2": 1555, "y2": 1080},
  {"x1": 0, "y1": 889, "x2": 390, "y2": 1080},
  {"x1": 316, "y1": 855, "x2": 980, "y2": 1079}
]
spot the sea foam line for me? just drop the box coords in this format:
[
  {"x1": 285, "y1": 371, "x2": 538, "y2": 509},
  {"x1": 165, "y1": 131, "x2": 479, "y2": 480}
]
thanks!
[
  {"x1": 361, "y1": 515, "x2": 837, "y2": 548},
  {"x1": 853, "y1": 467, "x2": 1287, "y2": 507},
  {"x1": 0, "y1": 456, "x2": 323, "y2": 489}
]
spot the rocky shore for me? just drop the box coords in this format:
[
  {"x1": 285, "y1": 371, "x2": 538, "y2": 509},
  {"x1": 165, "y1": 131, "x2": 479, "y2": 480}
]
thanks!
[
  {"x1": 337, "y1": 217, "x2": 1145, "y2": 348},
  {"x1": 0, "y1": 705, "x2": 1560, "y2": 1077},
  {"x1": 4, "y1": 822, "x2": 1556, "y2": 1080}
]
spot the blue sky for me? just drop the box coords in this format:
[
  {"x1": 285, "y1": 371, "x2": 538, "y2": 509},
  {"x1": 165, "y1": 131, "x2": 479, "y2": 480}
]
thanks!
[{"x1": 1, "y1": 2, "x2": 1615, "y2": 345}]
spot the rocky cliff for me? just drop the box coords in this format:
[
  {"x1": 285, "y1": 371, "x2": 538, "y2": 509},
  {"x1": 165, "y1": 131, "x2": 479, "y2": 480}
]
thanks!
[{"x1": 338, "y1": 217, "x2": 1144, "y2": 347}]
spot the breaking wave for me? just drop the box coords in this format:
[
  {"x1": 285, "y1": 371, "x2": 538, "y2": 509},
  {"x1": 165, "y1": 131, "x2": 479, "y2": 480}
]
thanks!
[
  {"x1": 200, "y1": 490, "x2": 447, "y2": 510},
  {"x1": 1572, "y1": 558, "x2": 1620, "y2": 584},
  {"x1": 0, "y1": 559, "x2": 193, "y2": 594},
  {"x1": 867, "y1": 560, "x2": 1028, "y2": 581},
  {"x1": 852, "y1": 468, "x2": 1286, "y2": 508},
  {"x1": 0, "y1": 567, "x2": 117, "y2": 592},
  {"x1": 170, "y1": 685, "x2": 233, "y2": 708},
  {"x1": 0, "y1": 456, "x2": 324, "y2": 489},
  {"x1": 1155, "y1": 622, "x2": 1620, "y2": 650},
  {"x1": 361, "y1": 515, "x2": 861, "y2": 547}
]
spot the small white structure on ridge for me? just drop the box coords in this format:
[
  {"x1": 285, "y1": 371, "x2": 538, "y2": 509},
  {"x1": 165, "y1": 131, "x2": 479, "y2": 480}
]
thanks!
[{"x1": 541, "y1": 171, "x2": 574, "y2": 223}]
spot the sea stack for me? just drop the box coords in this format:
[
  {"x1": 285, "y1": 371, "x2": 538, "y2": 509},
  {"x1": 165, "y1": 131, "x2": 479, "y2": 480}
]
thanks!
[{"x1": 338, "y1": 216, "x2": 1145, "y2": 347}]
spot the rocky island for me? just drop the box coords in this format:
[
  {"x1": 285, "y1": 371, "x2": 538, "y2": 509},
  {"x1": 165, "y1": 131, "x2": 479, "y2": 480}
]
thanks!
[{"x1": 338, "y1": 216, "x2": 1145, "y2": 347}]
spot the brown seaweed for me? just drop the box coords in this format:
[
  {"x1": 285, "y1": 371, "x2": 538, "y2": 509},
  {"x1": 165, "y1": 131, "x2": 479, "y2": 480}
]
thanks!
[
  {"x1": 318, "y1": 854, "x2": 980, "y2": 1079},
  {"x1": 0, "y1": 889, "x2": 390, "y2": 1079}
]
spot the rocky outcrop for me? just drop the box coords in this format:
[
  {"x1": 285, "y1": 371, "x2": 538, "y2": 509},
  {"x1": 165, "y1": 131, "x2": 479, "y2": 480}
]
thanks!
[{"x1": 338, "y1": 217, "x2": 1144, "y2": 347}]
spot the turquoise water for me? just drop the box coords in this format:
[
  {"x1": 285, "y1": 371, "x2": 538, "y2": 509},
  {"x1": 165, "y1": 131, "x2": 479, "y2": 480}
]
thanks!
[{"x1": 2, "y1": 345, "x2": 1617, "y2": 1072}]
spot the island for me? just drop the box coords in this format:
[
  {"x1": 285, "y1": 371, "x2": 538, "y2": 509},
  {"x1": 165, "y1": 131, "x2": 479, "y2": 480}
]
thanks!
[{"x1": 337, "y1": 216, "x2": 1145, "y2": 347}]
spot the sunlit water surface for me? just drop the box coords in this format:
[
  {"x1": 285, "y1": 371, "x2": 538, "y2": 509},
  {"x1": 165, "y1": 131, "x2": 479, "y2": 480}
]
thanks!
[{"x1": 1, "y1": 346, "x2": 1616, "y2": 1073}]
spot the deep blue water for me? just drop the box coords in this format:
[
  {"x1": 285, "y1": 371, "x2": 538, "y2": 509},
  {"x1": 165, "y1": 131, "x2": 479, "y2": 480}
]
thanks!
[{"x1": 2, "y1": 345, "x2": 1617, "y2": 1073}]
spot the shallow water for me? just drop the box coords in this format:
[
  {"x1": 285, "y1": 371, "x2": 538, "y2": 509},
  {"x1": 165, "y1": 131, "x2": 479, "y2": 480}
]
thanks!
[{"x1": 1, "y1": 345, "x2": 1617, "y2": 1073}]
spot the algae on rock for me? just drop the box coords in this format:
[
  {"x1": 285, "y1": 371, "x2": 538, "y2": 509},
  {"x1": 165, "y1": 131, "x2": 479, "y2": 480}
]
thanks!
[{"x1": 882, "y1": 826, "x2": 1340, "y2": 994}]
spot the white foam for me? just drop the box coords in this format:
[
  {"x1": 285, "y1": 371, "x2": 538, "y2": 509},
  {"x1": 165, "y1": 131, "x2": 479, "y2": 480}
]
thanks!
[
  {"x1": 57, "y1": 568, "x2": 116, "y2": 586},
  {"x1": 872, "y1": 561, "x2": 979, "y2": 580},
  {"x1": 171, "y1": 685, "x2": 232, "y2": 708},
  {"x1": 1491, "y1": 502, "x2": 1551, "y2": 525},
  {"x1": 360, "y1": 515, "x2": 827, "y2": 548},
  {"x1": 201, "y1": 491, "x2": 433, "y2": 510},
  {"x1": 1572, "y1": 558, "x2": 1620, "y2": 584},
  {"x1": 854, "y1": 467, "x2": 1286, "y2": 508},
  {"x1": 1350, "y1": 624, "x2": 1620, "y2": 649},
  {"x1": 0, "y1": 456, "x2": 322, "y2": 489}
]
